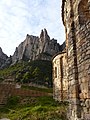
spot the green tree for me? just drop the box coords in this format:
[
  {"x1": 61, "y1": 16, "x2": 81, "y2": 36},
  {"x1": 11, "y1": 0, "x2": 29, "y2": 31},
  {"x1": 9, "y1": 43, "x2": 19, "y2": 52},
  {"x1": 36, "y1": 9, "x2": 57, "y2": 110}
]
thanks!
[
  {"x1": 15, "y1": 72, "x2": 22, "y2": 82},
  {"x1": 32, "y1": 67, "x2": 43, "y2": 82},
  {"x1": 0, "y1": 77, "x2": 4, "y2": 82},
  {"x1": 22, "y1": 72, "x2": 30, "y2": 83}
]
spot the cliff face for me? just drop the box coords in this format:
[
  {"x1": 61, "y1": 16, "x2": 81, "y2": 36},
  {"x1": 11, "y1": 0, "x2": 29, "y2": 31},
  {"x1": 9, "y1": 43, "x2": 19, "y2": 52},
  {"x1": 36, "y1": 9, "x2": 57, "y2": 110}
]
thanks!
[
  {"x1": 0, "y1": 47, "x2": 8, "y2": 67},
  {"x1": 12, "y1": 29, "x2": 61, "y2": 63}
]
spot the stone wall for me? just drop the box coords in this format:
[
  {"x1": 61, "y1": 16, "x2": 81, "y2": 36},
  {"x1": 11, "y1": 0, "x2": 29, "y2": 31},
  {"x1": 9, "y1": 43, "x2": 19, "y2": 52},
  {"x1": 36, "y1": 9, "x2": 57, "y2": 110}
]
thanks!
[
  {"x1": 62, "y1": 0, "x2": 90, "y2": 120},
  {"x1": 0, "y1": 84, "x2": 52, "y2": 105},
  {"x1": 52, "y1": 52, "x2": 68, "y2": 101}
]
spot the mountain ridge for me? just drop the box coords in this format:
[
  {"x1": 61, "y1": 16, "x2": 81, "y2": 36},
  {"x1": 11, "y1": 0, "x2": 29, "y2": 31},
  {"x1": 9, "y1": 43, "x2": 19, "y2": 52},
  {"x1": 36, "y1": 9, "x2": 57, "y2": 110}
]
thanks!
[
  {"x1": 0, "y1": 28, "x2": 65, "y2": 69},
  {"x1": 12, "y1": 28, "x2": 61, "y2": 64}
]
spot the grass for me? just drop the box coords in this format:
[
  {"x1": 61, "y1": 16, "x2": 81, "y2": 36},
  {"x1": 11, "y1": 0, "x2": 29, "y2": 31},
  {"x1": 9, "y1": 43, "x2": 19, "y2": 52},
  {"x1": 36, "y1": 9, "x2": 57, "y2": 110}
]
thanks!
[
  {"x1": 0, "y1": 96, "x2": 68, "y2": 120},
  {"x1": 21, "y1": 85, "x2": 53, "y2": 93}
]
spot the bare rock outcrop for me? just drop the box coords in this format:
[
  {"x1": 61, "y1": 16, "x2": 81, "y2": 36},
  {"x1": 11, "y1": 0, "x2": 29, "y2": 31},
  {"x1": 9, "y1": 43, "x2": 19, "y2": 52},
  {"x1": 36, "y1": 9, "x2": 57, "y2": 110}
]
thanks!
[
  {"x1": 0, "y1": 56, "x2": 12, "y2": 69},
  {"x1": 0, "y1": 47, "x2": 8, "y2": 67},
  {"x1": 12, "y1": 29, "x2": 61, "y2": 64}
]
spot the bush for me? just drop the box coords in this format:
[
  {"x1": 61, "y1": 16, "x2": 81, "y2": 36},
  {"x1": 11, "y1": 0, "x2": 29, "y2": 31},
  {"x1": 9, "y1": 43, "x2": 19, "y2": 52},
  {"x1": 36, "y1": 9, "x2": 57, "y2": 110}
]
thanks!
[
  {"x1": 0, "y1": 77, "x2": 4, "y2": 82},
  {"x1": 6, "y1": 96, "x2": 20, "y2": 108}
]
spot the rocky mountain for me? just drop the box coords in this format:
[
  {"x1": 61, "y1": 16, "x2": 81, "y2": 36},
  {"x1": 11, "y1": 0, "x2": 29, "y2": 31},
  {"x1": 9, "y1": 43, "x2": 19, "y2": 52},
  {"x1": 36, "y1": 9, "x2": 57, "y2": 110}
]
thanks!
[
  {"x1": 12, "y1": 29, "x2": 61, "y2": 64},
  {"x1": 0, "y1": 29, "x2": 65, "y2": 69},
  {"x1": 0, "y1": 47, "x2": 8, "y2": 67}
]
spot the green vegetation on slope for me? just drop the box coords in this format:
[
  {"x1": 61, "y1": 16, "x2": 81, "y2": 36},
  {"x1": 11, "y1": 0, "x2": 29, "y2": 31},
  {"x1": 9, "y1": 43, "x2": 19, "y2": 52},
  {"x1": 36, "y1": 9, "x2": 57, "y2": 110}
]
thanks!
[
  {"x1": 21, "y1": 85, "x2": 53, "y2": 93},
  {"x1": 0, "y1": 60, "x2": 52, "y2": 87},
  {"x1": 0, "y1": 96, "x2": 68, "y2": 120}
]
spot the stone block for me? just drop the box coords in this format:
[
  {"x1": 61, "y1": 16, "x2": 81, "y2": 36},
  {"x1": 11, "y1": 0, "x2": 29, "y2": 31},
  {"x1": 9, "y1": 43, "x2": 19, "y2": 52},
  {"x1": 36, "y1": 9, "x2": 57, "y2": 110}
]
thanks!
[
  {"x1": 83, "y1": 107, "x2": 88, "y2": 114},
  {"x1": 85, "y1": 99, "x2": 90, "y2": 108},
  {"x1": 84, "y1": 114, "x2": 90, "y2": 120}
]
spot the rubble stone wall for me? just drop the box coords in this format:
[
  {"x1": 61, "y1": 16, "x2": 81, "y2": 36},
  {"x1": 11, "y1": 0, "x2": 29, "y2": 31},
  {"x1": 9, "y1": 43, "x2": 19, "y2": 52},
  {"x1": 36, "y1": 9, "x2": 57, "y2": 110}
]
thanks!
[{"x1": 0, "y1": 84, "x2": 51, "y2": 105}]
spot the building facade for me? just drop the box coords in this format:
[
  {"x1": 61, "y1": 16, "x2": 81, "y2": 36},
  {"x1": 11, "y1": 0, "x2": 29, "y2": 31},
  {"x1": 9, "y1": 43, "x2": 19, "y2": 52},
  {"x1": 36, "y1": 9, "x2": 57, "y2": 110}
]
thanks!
[{"x1": 53, "y1": 0, "x2": 90, "y2": 120}]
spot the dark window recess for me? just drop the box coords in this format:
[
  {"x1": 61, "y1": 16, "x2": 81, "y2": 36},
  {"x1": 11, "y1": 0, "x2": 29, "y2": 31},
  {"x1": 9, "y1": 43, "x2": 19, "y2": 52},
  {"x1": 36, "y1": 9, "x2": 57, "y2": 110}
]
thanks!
[
  {"x1": 55, "y1": 67, "x2": 57, "y2": 78},
  {"x1": 60, "y1": 56, "x2": 63, "y2": 100},
  {"x1": 60, "y1": 57, "x2": 63, "y2": 78}
]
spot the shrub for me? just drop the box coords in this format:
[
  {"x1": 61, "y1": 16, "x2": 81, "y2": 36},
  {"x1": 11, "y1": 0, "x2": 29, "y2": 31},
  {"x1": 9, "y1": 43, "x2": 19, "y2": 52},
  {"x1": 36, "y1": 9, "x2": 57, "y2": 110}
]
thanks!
[{"x1": 6, "y1": 96, "x2": 20, "y2": 108}]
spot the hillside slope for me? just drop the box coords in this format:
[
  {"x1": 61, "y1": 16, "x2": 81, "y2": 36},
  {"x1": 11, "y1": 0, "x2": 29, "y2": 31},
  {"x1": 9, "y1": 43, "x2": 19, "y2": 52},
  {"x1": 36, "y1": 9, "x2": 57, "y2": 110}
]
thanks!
[
  {"x1": 0, "y1": 60, "x2": 52, "y2": 87},
  {"x1": 0, "y1": 96, "x2": 68, "y2": 120}
]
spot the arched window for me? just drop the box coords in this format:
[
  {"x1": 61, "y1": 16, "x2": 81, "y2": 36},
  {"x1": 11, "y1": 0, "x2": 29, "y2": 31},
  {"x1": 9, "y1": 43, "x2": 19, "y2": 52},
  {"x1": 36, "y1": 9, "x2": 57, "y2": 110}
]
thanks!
[{"x1": 78, "y1": 0, "x2": 90, "y2": 26}]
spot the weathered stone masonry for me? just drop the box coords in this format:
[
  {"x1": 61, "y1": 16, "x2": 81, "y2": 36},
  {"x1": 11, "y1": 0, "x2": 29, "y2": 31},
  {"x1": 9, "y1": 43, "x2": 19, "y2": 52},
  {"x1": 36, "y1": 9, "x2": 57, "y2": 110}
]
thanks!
[
  {"x1": 63, "y1": 0, "x2": 90, "y2": 119},
  {"x1": 53, "y1": 0, "x2": 90, "y2": 120},
  {"x1": 52, "y1": 52, "x2": 68, "y2": 101}
]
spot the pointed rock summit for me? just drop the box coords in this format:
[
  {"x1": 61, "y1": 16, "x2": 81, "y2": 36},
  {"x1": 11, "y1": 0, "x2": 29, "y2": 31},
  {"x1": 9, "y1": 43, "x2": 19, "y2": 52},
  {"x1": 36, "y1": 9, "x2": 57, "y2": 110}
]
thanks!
[
  {"x1": 12, "y1": 29, "x2": 61, "y2": 64},
  {"x1": 40, "y1": 28, "x2": 50, "y2": 42}
]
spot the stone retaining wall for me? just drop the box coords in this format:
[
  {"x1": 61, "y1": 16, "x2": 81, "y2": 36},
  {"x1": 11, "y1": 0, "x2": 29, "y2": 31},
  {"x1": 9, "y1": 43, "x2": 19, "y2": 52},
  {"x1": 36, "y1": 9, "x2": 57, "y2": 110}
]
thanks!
[{"x1": 0, "y1": 84, "x2": 52, "y2": 105}]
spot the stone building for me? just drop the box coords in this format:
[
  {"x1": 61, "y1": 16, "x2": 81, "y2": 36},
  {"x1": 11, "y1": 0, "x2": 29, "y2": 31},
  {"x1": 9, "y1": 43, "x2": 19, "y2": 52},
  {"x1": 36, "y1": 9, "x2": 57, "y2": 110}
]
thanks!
[
  {"x1": 52, "y1": 51, "x2": 68, "y2": 101},
  {"x1": 53, "y1": 0, "x2": 90, "y2": 120}
]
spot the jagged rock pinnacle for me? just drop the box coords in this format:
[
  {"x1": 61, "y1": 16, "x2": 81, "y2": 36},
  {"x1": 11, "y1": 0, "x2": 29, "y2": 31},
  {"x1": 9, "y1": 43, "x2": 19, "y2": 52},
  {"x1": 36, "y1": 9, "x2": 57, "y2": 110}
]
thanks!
[{"x1": 12, "y1": 29, "x2": 61, "y2": 63}]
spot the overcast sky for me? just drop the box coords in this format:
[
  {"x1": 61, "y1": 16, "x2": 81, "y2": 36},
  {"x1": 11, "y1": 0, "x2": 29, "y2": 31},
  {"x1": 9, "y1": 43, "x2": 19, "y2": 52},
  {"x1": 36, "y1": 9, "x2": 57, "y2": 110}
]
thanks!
[{"x1": 0, "y1": 0, "x2": 65, "y2": 56}]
